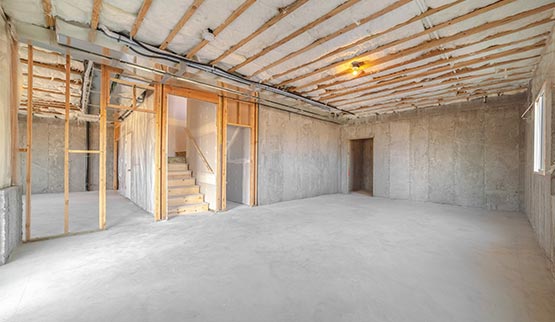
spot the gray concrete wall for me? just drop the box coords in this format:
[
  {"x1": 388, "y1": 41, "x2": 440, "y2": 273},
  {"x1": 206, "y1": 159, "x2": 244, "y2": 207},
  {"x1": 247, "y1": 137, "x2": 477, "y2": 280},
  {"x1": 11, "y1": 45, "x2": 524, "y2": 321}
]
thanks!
[
  {"x1": 257, "y1": 107, "x2": 341, "y2": 205},
  {"x1": 226, "y1": 126, "x2": 250, "y2": 205},
  {"x1": 0, "y1": 186, "x2": 22, "y2": 265},
  {"x1": 525, "y1": 27, "x2": 555, "y2": 275},
  {"x1": 341, "y1": 94, "x2": 525, "y2": 211}
]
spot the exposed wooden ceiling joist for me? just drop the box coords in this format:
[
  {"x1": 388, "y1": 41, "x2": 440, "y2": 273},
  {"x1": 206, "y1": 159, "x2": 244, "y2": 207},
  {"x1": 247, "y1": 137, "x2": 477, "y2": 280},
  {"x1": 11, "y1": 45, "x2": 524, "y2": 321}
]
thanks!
[
  {"x1": 186, "y1": 0, "x2": 256, "y2": 59},
  {"x1": 277, "y1": 0, "x2": 520, "y2": 87},
  {"x1": 130, "y1": 0, "x2": 152, "y2": 38},
  {"x1": 90, "y1": 0, "x2": 102, "y2": 30},
  {"x1": 210, "y1": 0, "x2": 310, "y2": 65},
  {"x1": 228, "y1": 0, "x2": 362, "y2": 73},
  {"x1": 41, "y1": 0, "x2": 54, "y2": 28},
  {"x1": 160, "y1": 0, "x2": 205, "y2": 50}
]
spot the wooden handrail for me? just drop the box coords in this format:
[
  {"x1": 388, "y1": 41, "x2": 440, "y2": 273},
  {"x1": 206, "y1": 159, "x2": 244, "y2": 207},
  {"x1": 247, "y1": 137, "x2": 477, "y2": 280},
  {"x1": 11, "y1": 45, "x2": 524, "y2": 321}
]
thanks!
[{"x1": 184, "y1": 128, "x2": 214, "y2": 174}]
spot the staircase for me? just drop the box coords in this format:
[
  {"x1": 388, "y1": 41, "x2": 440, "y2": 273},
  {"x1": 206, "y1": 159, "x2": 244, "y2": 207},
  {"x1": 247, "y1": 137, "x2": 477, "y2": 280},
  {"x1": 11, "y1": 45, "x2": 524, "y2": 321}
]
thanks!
[{"x1": 167, "y1": 151, "x2": 209, "y2": 215}]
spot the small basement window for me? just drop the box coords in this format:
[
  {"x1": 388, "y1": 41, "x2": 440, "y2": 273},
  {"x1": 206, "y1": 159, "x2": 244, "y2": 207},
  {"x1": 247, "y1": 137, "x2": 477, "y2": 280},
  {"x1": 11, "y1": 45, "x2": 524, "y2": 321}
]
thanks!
[{"x1": 533, "y1": 87, "x2": 546, "y2": 173}]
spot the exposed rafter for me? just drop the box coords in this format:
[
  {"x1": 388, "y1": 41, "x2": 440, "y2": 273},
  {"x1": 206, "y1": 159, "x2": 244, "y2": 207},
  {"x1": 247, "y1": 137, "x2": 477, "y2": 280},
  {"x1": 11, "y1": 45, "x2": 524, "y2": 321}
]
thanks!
[
  {"x1": 228, "y1": 0, "x2": 362, "y2": 73},
  {"x1": 210, "y1": 0, "x2": 310, "y2": 65},
  {"x1": 90, "y1": 0, "x2": 102, "y2": 30},
  {"x1": 130, "y1": 0, "x2": 152, "y2": 38},
  {"x1": 186, "y1": 0, "x2": 256, "y2": 59},
  {"x1": 41, "y1": 0, "x2": 55, "y2": 28},
  {"x1": 160, "y1": 0, "x2": 205, "y2": 50},
  {"x1": 277, "y1": 0, "x2": 520, "y2": 87}
]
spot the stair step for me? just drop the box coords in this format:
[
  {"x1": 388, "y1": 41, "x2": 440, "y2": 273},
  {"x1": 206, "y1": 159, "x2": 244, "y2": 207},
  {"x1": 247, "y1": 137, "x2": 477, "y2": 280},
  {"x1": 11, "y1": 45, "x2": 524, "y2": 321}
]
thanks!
[
  {"x1": 175, "y1": 151, "x2": 187, "y2": 158},
  {"x1": 169, "y1": 202, "x2": 209, "y2": 215},
  {"x1": 168, "y1": 156, "x2": 186, "y2": 164},
  {"x1": 168, "y1": 193, "x2": 204, "y2": 206},
  {"x1": 167, "y1": 170, "x2": 192, "y2": 178},
  {"x1": 168, "y1": 177, "x2": 195, "y2": 187},
  {"x1": 168, "y1": 163, "x2": 189, "y2": 170},
  {"x1": 168, "y1": 185, "x2": 200, "y2": 195}
]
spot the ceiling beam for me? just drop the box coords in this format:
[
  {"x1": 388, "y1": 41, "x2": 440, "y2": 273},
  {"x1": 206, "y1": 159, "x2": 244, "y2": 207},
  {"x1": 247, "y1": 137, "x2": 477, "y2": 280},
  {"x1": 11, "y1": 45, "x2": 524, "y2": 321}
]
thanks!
[
  {"x1": 210, "y1": 0, "x2": 310, "y2": 65},
  {"x1": 320, "y1": 38, "x2": 547, "y2": 102},
  {"x1": 160, "y1": 0, "x2": 205, "y2": 50},
  {"x1": 276, "y1": 0, "x2": 519, "y2": 87},
  {"x1": 228, "y1": 0, "x2": 362, "y2": 73},
  {"x1": 41, "y1": 0, "x2": 55, "y2": 28},
  {"x1": 286, "y1": 2, "x2": 555, "y2": 90},
  {"x1": 186, "y1": 0, "x2": 256, "y2": 59},
  {"x1": 250, "y1": 0, "x2": 414, "y2": 77},
  {"x1": 303, "y1": 18, "x2": 554, "y2": 94},
  {"x1": 130, "y1": 0, "x2": 153, "y2": 38},
  {"x1": 90, "y1": 0, "x2": 102, "y2": 30}
]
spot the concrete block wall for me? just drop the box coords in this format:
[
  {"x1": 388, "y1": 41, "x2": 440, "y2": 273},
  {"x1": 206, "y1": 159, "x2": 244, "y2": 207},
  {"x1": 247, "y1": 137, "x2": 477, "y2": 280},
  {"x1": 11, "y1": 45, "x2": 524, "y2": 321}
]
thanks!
[
  {"x1": 341, "y1": 94, "x2": 525, "y2": 211},
  {"x1": 0, "y1": 186, "x2": 22, "y2": 265},
  {"x1": 257, "y1": 107, "x2": 341, "y2": 205}
]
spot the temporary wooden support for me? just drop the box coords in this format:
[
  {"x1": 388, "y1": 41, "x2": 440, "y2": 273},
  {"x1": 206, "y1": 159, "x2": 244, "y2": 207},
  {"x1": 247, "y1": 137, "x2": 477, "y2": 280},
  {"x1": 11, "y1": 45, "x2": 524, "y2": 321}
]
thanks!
[
  {"x1": 99, "y1": 65, "x2": 108, "y2": 230},
  {"x1": 41, "y1": 0, "x2": 55, "y2": 28},
  {"x1": 110, "y1": 77, "x2": 155, "y2": 90},
  {"x1": 25, "y1": 44, "x2": 33, "y2": 241},
  {"x1": 130, "y1": 0, "x2": 152, "y2": 37},
  {"x1": 186, "y1": 0, "x2": 256, "y2": 59},
  {"x1": 250, "y1": 93, "x2": 258, "y2": 207},
  {"x1": 158, "y1": 84, "x2": 167, "y2": 220},
  {"x1": 210, "y1": 0, "x2": 310, "y2": 65},
  {"x1": 155, "y1": 87, "x2": 162, "y2": 220},
  {"x1": 251, "y1": 0, "x2": 413, "y2": 77},
  {"x1": 216, "y1": 94, "x2": 224, "y2": 211},
  {"x1": 113, "y1": 122, "x2": 120, "y2": 190},
  {"x1": 277, "y1": 0, "x2": 520, "y2": 86},
  {"x1": 160, "y1": 0, "x2": 204, "y2": 50},
  {"x1": 221, "y1": 95, "x2": 228, "y2": 210},
  {"x1": 64, "y1": 53, "x2": 70, "y2": 234},
  {"x1": 228, "y1": 0, "x2": 361, "y2": 73},
  {"x1": 68, "y1": 150, "x2": 100, "y2": 154},
  {"x1": 10, "y1": 37, "x2": 19, "y2": 186}
]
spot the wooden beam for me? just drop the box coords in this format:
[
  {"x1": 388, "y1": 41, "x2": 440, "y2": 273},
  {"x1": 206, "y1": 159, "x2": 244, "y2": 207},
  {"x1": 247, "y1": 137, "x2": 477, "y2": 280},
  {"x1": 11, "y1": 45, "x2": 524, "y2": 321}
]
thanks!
[
  {"x1": 25, "y1": 45, "x2": 33, "y2": 241},
  {"x1": 155, "y1": 86, "x2": 162, "y2": 220},
  {"x1": 159, "y1": 84, "x2": 167, "y2": 220},
  {"x1": 251, "y1": 0, "x2": 414, "y2": 77},
  {"x1": 89, "y1": 0, "x2": 103, "y2": 41},
  {"x1": 68, "y1": 150, "x2": 101, "y2": 154},
  {"x1": 22, "y1": 73, "x2": 82, "y2": 84},
  {"x1": 321, "y1": 38, "x2": 547, "y2": 102},
  {"x1": 210, "y1": 0, "x2": 310, "y2": 65},
  {"x1": 113, "y1": 122, "x2": 119, "y2": 190},
  {"x1": 160, "y1": 0, "x2": 205, "y2": 50},
  {"x1": 276, "y1": 0, "x2": 521, "y2": 86},
  {"x1": 10, "y1": 37, "x2": 19, "y2": 186},
  {"x1": 305, "y1": 18, "x2": 554, "y2": 94},
  {"x1": 216, "y1": 92, "x2": 224, "y2": 211},
  {"x1": 99, "y1": 65, "x2": 108, "y2": 230},
  {"x1": 130, "y1": 0, "x2": 152, "y2": 37},
  {"x1": 22, "y1": 86, "x2": 82, "y2": 98},
  {"x1": 228, "y1": 0, "x2": 361, "y2": 73},
  {"x1": 186, "y1": 0, "x2": 256, "y2": 59},
  {"x1": 41, "y1": 0, "x2": 55, "y2": 28},
  {"x1": 64, "y1": 53, "x2": 70, "y2": 234},
  {"x1": 20, "y1": 58, "x2": 83, "y2": 74}
]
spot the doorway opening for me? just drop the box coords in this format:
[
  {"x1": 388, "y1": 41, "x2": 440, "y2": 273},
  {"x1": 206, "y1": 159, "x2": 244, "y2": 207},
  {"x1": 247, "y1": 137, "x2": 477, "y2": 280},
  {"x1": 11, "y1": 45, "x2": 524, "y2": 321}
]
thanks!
[{"x1": 350, "y1": 138, "x2": 373, "y2": 195}]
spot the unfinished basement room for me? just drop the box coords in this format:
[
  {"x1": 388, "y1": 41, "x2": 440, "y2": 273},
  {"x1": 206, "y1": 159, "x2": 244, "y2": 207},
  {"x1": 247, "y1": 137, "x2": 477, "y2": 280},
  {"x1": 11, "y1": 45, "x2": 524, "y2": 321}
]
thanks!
[{"x1": 1, "y1": 0, "x2": 555, "y2": 321}]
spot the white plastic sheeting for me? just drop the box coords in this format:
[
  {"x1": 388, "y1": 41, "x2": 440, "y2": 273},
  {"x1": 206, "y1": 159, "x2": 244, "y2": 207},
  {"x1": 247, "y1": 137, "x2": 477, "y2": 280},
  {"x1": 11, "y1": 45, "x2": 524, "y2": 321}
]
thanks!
[
  {"x1": 118, "y1": 94, "x2": 156, "y2": 214},
  {"x1": 0, "y1": 12, "x2": 13, "y2": 188}
]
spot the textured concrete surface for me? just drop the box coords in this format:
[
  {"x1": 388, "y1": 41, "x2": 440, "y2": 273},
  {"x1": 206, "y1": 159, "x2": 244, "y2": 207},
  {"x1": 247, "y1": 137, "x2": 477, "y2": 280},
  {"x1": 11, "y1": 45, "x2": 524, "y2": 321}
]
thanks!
[
  {"x1": 24, "y1": 191, "x2": 152, "y2": 239},
  {"x1": 226, "y1": 126, "x2": 250, "y2": 205},
  {"x1": 1, "y1": 194, "x2": 554, "y2": 321},
  {"x1": 349, "y1": 138, "x2": 373, "y2": 193},
  {"x1": 0, "y1": 186, "x2": 21, "y2": 265},
  {"x1": 341, "y1": 94, "x2": 525, "y2": 211},
  {"x1": 258, "y1": 107, "x2": 340, "y2": 205},
  {"x1": 526, "y1": 28, "x2": 555, "y2": 276}
]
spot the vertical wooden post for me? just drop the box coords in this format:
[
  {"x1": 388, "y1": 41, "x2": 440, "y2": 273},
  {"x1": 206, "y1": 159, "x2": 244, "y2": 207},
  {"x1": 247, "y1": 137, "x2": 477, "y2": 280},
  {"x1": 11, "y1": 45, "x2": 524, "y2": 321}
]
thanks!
[
  {"x1": 154, "y1": 84, "x2": 162, "y2": 221},
  {"x1": 216, "y1": 95, "x2": 224, "y2": 211},
  {"x1": 113, "y1": 122, "x2": 119, "y2": 190},
  {"x1": 249, "y1": 98, "x2": 258, "y2": 206},
  {"x1": 64, "y1": 53, "x2": 70, "y2": 234},
  {"x1": 221, "y1": 97, "x2": 228, "y2": 211},
  {"x1": 10, "y1": 38, "x2": 19, "y2": 186},
  {"x1": 160, "y1": 85, "x2": 168, "y2": 220},
  {"x1": 99, "y1": 65, "x2": 108, "y2": 229},
  {"x1": 25, "y1": 44, "x2": 33, "y2": 241}
]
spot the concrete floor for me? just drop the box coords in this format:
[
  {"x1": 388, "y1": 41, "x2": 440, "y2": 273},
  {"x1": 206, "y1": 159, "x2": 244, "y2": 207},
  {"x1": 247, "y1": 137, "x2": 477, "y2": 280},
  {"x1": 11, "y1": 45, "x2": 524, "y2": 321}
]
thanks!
[
  {"x1": 26, "y1": 191, "x2": 152, "y2": 239},
  {"x1": 1, "y1": 193, "x2": 554, "y2": 322}
]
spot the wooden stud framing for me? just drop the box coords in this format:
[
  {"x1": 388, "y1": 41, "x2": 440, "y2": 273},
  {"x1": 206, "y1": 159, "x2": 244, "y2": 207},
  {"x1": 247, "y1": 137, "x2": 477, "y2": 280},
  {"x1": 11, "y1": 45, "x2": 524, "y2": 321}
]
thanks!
[
  {"x1": 113, "y1": 122, "x2": 120, "y2": 190},
  {"x1": 10, "y1": 36, "x2": 19, "y2": 186},
  {"x1": 41, "y1": 0, "x2": 55, "y2": 28},
  {"x1": 221, "y1": 94, "x2": 228, "y2": 210},
  {"x1": 228, "y1": 0, "x2": 361, "y2": 73},
  {"x1": 160, "y1": 0, "x2": 204, "y2": 50},
  {"x1": 99, "y1": 65, "x2": 108, "y2": 230},
  {"x1": 69, "y1": 150, "x2": 101, "y2": 154},
  {"x1": 159, "y1": 84, "x2": 167, "y2": 220},
  {"x1": 216, "y1": 94, "x2": 224, "y2": 211},
  {"x1": 64, "y1": 53, "x2": 70, "y2": 234},
  {"x1": 25, "y1": 44, "x2": 33, "y2": 241},
  {"x1": 210, "y1": 0, "x2": 310, "y2": 65},
  {"x1": 251, "y1": 0, "x2": 413, "y2": 77},
  {"x1": 249, "y1": 94, "x2": 258, "y2": 207},
  {"x1": 155, "y1": 86, "x2": 162, "y2": 220},
  {"x1": 130, "y1": 0, "x2": 152, "y2": 38},
  {"x1": 276, "y1": 0, "x2": 520, "y2": 86},
  {"x1": 186, "y1": 0, "x2": 256, "y2": 59}
]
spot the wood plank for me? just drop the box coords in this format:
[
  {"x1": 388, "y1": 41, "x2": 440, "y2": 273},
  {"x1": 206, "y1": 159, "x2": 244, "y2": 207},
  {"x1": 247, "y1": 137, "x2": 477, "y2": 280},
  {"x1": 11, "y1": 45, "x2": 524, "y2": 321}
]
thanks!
[
  {"x1": 90, "y1": 0, "x2": 103, "y2": 30},
  {"x1": 304, "y1": 19, "x2": 554, "y2": 94},
  {"x1": 249, "y1": 95, "x2": 258, "y2": 206},
  {"x1": 107, "y1": 103, "x2": 156, "y2": 114},
  {"x1": 130, "y1": 0, "x2": 152, "y2": 37},
  {"x1": 68, "y1": 150, "x2": 101, "y2": 154},
  {"x1": 10, "y1": 37, "x2": 19, "y2": 186},
  {"x1": 99, "y1": 65, "x2": 108, "y2": 230},
  {"x1": 112, "y1": 121, "x2": 119, "y2": 190},
  {"x1": 20, "y1": 58, "x2": 82, "y2": 74},
  {"x1": 164, "y1": 85, "x2": 219, "y2": 103},
  {"x1": 64, "y1": 53, "x2": 70, "y2": 234},
  {"x1": 41, "y1": 0, "x2": 55, "y2": 28},
  {"x1": 216, "y1": 92, "x2": 224, "y2": 211},
  {"x1": 277, "y1": 0, "x2": 520, "y2": 86},
  {"x1": 186, "y1": 0, "x2": 256, "y2": 59},
  {"x1": 250, "y1": 0, "x2": 412, "y2": 77},
  {"x1": 22, "y1": 86, "x2": 82, "y2": 98},
  {"x1": 228, "y1": 0, "x2": 361, "y2": 73},
  {"x1": 160, "y1": 0, "x2": 205, "y2": 50},
  {"x1": 210, "y1": 0, "x2": 310, "y2": 65},
  {"x1": 159, "y1": 84, "x2": 168, "y2": 220},
  {"x1": 221, "y1": 94, "x2": 228, "y2": 210},
  {"x1": 25, "y1": 44, "x2": 33, "y2": 241},
  {"x1": 109, "y1": 77, "x2": 154, "y2": 90}
]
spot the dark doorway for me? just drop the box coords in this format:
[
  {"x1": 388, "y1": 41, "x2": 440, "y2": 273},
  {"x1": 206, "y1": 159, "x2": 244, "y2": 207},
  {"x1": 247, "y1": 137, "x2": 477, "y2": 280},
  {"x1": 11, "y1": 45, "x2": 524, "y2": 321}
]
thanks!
[{"x1": 350, "y1": 138, "x2": 373, "y2": 195}]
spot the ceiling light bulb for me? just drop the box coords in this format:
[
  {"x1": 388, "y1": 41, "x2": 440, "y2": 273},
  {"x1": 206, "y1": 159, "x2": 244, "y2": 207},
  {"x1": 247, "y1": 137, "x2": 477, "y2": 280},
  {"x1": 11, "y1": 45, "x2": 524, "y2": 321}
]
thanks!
[{"x1": 352, "y1": 69, "x2": 360, "y2": 76}]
